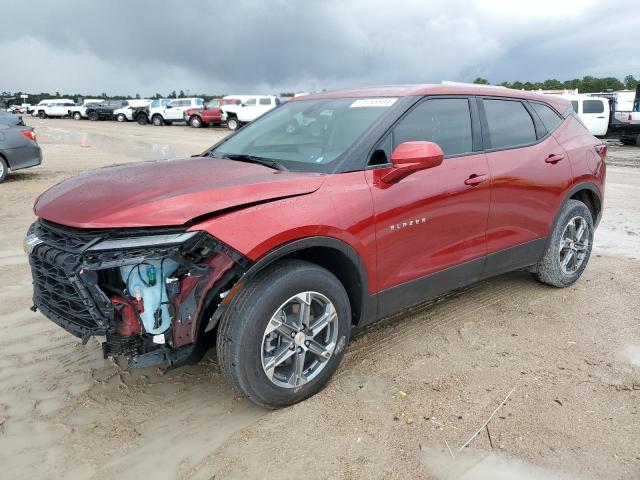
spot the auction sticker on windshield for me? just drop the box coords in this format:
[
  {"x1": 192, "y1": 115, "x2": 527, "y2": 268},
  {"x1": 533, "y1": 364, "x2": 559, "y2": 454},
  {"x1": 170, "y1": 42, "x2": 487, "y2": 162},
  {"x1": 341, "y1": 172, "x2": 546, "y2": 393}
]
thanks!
[{"x1": 350, "y1": 98, "x2": 397, "y2": 108}]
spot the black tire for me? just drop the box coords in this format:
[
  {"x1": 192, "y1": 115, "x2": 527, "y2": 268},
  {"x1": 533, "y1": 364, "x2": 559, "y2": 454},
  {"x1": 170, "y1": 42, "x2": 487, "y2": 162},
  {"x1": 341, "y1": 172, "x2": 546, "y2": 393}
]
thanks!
[
  {"x1": 636, "y1": 134, "x2": 640, "y2": 147},
  {"x1": 164, "y1": 120, "x2": 173, "y2": 126},
  {"x1": 136, "y1": 113, "x2": 149, "y2": 125},
  {"x1": 38, "y1": 111, "x2": 46, "y2": 119},
  {"x1": 226, "y1": 116, "x2": 239, "y2": 131},
  {"x1": 152, "y1": 115, "x2": 164, "y2": 126},
  {"x1": 217, "y1": 260, "x2": 351, "y2": 408},
  {"x1": 0, "y1": 156, "x2": 8, "y2": 183},
  {"x1": 116, "y1": 113, "x2": 126, "y2": 122},
  {"x1": 189, "y1": 115, "x2": 202, "y2": 128},
  {"x1": 88, "y1": 111, "x2": 99, "y2": 121},
  {"x1": 73, "y1": 112, "x2": 82, "y2": 120},
  {"x1": 535, "y1": 199, "x2": 594, "y2": 287}
]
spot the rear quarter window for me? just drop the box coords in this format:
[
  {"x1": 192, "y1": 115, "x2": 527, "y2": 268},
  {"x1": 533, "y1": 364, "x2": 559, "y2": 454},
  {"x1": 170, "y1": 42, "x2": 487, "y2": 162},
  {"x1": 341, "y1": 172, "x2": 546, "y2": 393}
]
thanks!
[
  {"x1": 483, "y1": 99, "x2": 537, "y2": 150},
  {"x1": 530, "y1": 102, "x2": 564, "y2": 133},
  {"x1": 583, "y1": 100, "x2": 605, "y2": 114}
]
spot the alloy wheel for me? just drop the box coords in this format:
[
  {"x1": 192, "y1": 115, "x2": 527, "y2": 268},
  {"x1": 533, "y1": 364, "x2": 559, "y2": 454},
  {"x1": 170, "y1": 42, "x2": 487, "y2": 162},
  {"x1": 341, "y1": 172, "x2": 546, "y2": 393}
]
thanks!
[
  {"x1": 261, "y1": 291, "x2": 339, "y2": 389},
  {"x1": 559, "y1": 215, "x2": 590, "y2": 274}
]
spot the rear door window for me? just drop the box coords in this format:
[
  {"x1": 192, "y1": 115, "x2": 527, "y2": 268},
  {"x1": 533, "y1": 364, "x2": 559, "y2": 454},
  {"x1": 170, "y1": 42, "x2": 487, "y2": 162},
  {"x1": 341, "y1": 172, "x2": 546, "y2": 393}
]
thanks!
[
  {"x1": 583, "y1": 100, "x2": 604, "y2": 114},
  {"x1": 393, "y1": 98, "x2": 473, "y2": 156},
  {"x1": 530, "y1": 102, "x2": 563, "y2": 133},
  {"x1": 483, "y1": 99, "x2": 537, "y2": 149},
  {"x1": 259, "y1": 98, "x2": 272, "y2": 105}
]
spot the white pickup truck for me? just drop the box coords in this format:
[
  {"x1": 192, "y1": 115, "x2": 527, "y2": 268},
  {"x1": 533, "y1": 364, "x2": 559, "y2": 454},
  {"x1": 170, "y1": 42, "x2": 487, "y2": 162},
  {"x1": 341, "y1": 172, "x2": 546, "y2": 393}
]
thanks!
[
  {"x1": 148, "y1": 98, "x2": 205, "y2": 126},
  {"x1": 113, "y1": 99, "x2": 151, "y2": 122},
  {"x1": 220, "y1": 95, "x2": 280, "y2": 130},
  {"x1": 69, "y1": 99, "x2": 107, "y2": 120},
  {"x1": 590, "y1": 87, "x2": 640, "y2": 145}
]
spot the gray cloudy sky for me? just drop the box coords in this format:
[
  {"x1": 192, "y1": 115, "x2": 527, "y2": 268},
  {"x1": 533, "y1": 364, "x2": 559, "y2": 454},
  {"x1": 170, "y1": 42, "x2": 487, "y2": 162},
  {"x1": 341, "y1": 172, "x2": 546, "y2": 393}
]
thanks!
[{"x1": 1, "y1": 0, "x2": 639, "y2": 96}]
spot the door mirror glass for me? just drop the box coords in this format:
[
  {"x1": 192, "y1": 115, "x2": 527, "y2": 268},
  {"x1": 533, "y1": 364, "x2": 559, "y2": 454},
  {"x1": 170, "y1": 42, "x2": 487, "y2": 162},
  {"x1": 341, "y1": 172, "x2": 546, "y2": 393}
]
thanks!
[{"x1": 381, "y1": 141, "x2": 444, "y2": 183}]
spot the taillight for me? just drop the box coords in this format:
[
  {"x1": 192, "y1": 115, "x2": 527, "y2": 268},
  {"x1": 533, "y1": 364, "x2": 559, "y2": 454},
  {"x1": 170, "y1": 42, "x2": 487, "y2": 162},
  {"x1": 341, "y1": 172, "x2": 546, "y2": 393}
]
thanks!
[
  {"x1": 22, "y1": 130, "x2": 36, "y2": 142},
  {"x1": 595, "y1": 144, "x2": 607, "y2": 161},
  {"x1": 629, "y1": 114, "x2": 633, "y2": 121}
]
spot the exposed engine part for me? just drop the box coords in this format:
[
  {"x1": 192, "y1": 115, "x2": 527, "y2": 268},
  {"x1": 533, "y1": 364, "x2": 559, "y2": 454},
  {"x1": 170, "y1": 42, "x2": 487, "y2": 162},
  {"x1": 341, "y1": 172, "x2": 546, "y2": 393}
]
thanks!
[
  {"x1": 27, "y1": 219, "x2": 251, "y2": 369},
  {"x1": 119, "y1": 259, "x2": 179, "y2": 335}
]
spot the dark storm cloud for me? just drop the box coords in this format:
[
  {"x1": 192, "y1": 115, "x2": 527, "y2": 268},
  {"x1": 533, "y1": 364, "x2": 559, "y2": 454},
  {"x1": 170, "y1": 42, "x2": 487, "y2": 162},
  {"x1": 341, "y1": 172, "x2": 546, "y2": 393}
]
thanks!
[{"x1": 1, "y1": 0, "x2": 638, "y2": 95}]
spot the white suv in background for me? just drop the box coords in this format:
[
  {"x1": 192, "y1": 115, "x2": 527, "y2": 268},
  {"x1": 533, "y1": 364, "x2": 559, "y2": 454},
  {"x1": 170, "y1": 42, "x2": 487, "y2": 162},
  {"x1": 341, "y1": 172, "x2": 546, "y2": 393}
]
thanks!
[
  {"x1": 221, "y1": 95, "x2": 280, "y2": 130},
  {"x1": 29, "y1": 99, "x2": 74, "y2": 117},
  {"x1": 149, "y1": 98, "x2": 204, "y2": 126}
]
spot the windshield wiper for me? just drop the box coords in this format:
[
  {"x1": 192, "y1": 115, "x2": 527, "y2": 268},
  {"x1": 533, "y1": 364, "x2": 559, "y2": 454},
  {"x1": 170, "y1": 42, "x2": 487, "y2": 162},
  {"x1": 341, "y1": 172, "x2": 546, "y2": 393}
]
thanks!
[{"x1": 221, "y1": 154, "x2": 288, "y2": 171}]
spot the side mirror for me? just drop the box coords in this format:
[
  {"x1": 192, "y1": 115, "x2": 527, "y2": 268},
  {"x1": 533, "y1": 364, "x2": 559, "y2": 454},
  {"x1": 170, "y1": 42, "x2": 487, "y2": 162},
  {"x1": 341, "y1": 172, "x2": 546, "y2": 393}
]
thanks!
[{"x1": 380, "y1": 141, "x2": 444, "y2": 184}]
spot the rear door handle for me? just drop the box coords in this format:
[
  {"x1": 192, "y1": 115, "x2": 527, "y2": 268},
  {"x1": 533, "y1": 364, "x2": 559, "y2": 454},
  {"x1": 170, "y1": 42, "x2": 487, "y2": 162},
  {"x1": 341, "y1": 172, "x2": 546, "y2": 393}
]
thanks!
[
  {"x1": 545, "y1": 154, "x2": 565, "y2": 164},
  {"x1": 464, "y1": 174, "x2": 488, "y2": 186}
]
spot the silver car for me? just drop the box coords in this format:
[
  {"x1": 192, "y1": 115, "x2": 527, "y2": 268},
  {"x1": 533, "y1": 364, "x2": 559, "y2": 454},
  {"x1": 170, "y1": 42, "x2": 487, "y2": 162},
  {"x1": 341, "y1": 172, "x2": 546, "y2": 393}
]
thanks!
[{"x1": 0, "y1": 124, "x2": 42, "y2": 182}]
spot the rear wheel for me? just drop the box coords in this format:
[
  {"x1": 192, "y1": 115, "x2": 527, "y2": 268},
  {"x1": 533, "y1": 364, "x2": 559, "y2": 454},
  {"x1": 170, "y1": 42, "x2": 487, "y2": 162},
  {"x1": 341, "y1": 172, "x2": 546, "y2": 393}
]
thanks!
[
  {"x1": 189, "y1": 116, "x2": 202, "y2": 128},
  {"x1": 116, "y1": 113, "x2": 126, "y2": 122},
  {"x1": 152, "y1": 115, "x2": 164, "y2": 126},
  {"x1": 217, "y1": 260, "x2": 351, "y2": 408},
  {"x1": 136, "y1": 113, "x2": 149, "y2": 125},
  {"x1": 535, "y1": 199, "x2": 594, "y2": 287},
  {"x1": 38, "y1": 111, "x2": 46, "y2": 119},
  {"x1": 88, "y1": 111, "x2": 99, "y2": 121},
  {"x1": 73, "y1": 112, "x2": 82, "y2": 120},
  {"x1": 0, "y1": 156, "x2": 8, "y2": 183}
]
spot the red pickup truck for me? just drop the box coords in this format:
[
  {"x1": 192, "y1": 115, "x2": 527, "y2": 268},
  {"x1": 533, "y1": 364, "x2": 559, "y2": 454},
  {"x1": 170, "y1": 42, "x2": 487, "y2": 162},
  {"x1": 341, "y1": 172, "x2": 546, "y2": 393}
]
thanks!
[{"x1": 183, "y1": 99, "x2": 225, "y2": 128}]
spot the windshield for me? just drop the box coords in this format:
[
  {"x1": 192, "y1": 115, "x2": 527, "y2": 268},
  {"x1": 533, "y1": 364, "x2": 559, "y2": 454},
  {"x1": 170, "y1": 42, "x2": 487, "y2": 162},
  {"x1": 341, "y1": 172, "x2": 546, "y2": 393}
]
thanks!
[{"x1": 211, "y1": 98, "x2": 396, "y2": 172}]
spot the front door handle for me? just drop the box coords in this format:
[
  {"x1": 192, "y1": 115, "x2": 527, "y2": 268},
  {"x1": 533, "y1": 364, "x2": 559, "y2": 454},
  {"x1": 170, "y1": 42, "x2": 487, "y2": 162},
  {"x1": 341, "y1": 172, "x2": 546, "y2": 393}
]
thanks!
[
  {"x1": 545, "y1": 154, "x2": 565, "y2": 164},
  {"x1": 464, "y1": 174, "x2": 488, "y2": 186}
]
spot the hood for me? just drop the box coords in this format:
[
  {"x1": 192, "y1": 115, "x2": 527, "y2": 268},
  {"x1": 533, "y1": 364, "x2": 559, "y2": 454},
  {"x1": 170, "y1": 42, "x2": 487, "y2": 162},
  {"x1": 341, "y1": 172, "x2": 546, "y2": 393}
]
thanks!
[{"x1": 35, "y1": 157, "x2": 324, "y2": 228}]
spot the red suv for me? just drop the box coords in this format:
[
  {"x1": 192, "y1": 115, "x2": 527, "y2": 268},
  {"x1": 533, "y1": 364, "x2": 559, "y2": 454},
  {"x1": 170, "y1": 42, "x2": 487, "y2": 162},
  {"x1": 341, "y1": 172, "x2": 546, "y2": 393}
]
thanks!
[{"x1": 26, "y1": 85, "x2": 606, "y2": 407}]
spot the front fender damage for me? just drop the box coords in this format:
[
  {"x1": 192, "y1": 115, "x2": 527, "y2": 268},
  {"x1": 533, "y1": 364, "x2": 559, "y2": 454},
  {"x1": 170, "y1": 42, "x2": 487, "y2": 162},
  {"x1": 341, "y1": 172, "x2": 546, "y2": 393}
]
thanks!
[{"x1": 28, "y1": 220, "x2": 252, "y2": 371}]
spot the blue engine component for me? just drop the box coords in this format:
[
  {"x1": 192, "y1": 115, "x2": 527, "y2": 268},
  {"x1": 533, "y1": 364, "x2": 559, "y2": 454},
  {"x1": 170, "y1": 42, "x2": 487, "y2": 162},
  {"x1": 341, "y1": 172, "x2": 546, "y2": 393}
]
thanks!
[{"x1": 120, "y1": 259, "x2": 179, "y2": 335}]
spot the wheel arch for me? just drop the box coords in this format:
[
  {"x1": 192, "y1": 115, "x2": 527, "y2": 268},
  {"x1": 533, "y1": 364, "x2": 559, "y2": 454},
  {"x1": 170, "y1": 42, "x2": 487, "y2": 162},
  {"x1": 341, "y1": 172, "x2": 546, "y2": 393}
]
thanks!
[
  {"x1": 0, "y1": 150, "x2": 10, "y2": 169},
  {"x1": 566, "y1": 182, "x2": 602, "y2": 227},
  {"x1": 242, "y1": 237, "x2": 374, "y2": 327}
]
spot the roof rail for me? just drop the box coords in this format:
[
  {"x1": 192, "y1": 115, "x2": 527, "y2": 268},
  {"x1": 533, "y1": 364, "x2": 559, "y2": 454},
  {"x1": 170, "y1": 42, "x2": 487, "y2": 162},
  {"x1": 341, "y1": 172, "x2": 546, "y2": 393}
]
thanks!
[{"x1": 441, "y1": 81, "x2": 507, "y2": 89}]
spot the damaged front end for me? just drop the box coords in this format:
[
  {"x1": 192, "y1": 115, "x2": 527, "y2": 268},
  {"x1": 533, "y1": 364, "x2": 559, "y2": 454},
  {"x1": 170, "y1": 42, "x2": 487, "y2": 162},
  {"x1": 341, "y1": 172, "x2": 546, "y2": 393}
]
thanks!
[{"x1": 26, "y1": 220, "x2": 249, "y2": 369}]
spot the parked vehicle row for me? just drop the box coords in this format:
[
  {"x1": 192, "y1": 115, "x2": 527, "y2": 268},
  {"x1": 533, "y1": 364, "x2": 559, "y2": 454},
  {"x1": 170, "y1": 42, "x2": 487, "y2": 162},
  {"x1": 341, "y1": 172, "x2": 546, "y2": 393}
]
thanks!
[{"x1": 21, "y1": 94, "x2": 285, "y2": 130}]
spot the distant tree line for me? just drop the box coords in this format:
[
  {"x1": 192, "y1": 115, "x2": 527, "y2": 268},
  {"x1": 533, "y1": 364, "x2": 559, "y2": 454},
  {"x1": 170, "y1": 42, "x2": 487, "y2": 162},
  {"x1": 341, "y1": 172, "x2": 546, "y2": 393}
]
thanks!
[{"x1": 472, "y1": 75, "x2": 639, "y2": 93}]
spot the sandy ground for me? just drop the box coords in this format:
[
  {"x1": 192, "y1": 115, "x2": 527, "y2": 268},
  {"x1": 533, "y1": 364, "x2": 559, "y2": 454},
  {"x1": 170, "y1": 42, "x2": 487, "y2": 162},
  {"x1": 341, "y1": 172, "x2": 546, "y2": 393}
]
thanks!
[{"x1": 0, "y1": 118, "x2": 638, "y2": 480}]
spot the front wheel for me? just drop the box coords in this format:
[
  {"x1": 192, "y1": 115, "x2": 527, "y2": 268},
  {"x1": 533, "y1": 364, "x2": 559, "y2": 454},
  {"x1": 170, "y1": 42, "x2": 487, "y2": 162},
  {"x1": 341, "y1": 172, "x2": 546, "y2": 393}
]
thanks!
[
  {"x1": 38, "y1": 111, "x2": 46, "y2": 119},
  {"x1": 226, "y1": 116, "x2": 240, "y2": 131},
  {"x1": 217, "y1": 260, "x2": 351, "y2": 408},
  {"x1": 0, "y1": 156, "x2": 8, "y2": 183},
  {"x1": 152, "y1": 115, "x2": 164, "y2": 126},
  {"x1": 116, "y1": 113, "x2": 126, "y2": 122},
  {"x1": 88, "y1": 111, "x2": 99, "y2": 121},
  {"x1": 73, "y1": 112, "x2": 82, "y2": 120},
  {"x1": 535, "y1": 199, "x2": 594, "y2": 287},
  {"x1": 189, "y1": 116, "x2": 202, "y2": 128}
]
